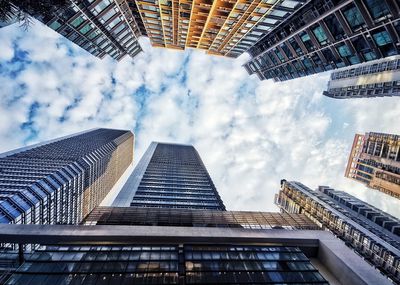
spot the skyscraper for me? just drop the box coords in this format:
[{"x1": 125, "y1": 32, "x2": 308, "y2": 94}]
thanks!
[
  {"x1": 27, "y1": 0, "x2": 144, "y2": 60},
  {"x1": 0, "y1": 142, "x2": 392, "y2": 285},
  {"x1": 124, "y1": 0, "x2": 306, "y2": 57},
  {"x1": 323, "y1": 56, "x2": 400, "y2": 99},
  {"x1": 345, "y1": 132, "x2": 400, "y2": 198},
  {"x1": 113, "y1": 142, "x2": 225, "y2": 210},
  {"x1": 0, "y1": 128, "x2": 133, "y2": 225},
  {"x1": 275, "y1": 180, "x2": 400, "y2": 283},
  {"x1": 244, "y1": 0, "x2": 400, "y2": 82}
]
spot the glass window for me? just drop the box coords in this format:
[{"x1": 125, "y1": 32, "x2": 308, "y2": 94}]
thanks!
[
  {"x1": 343, "y1": 5, "x2": 365, "y2": 30},
  {"x1": 100, "y1": 8, "x2": 117, "y2": 23},
  {"x1": 79, "y1": 23, "x2": 93, "y2": 35},
  {"x1": 288, "y1": 37, "x2": 302, "y2": 55},
  {"x1": 364, "y1": 0, "x2": 390, "y2": 20},
  {"x1": 280, "y1": 43, "x2": 292, "y2": 59},
  {"x1": 372, "y1": 30, "x2": 393, "y2": 46},
  {"x1": 312, "y1": 25, "x2": 328, "y2": 45},
  {"x1": 299, "y1": 32, "x2": 314, "y2": 51},
  {"x1": 87, "y1": 29, "x2": 101, "y2": 40},
  {"x1": 275, "y1": 49, "x2": 285, "y2": 62},
  {"x1": 324, "y1": 14, "x2": 345, "y2": 40},
  {"x1": 70, "y1": 15, "x2": 85, "y2": 27},
  {"x1": 372, "y1": 29, "x2": 396, "y2": 56},
  {"x1": 337, "y1": 44, "x2": 352, "y2": 57},
  {"x1": 91, "y1": 0, "x2": 113, "y2": 16},
  {"x1": 49, "y1": 20, "x2": 62, "y2": 30},
  {"x1": 106, "y1": 16, "x2": 122, "y2": 30}
]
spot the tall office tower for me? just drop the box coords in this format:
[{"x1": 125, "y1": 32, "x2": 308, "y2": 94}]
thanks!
[
  {"x1": 323, "y1": 56, "x2": 400, "y2": 99},
  {"x1": 244, "y1": 0, "x2": 400, "y2": 82},
  {"x1": 23, "y1": 0, "x2": 144, "y2": 60},
  {"x1": 113, "y1": 142, "x2": 226, "y2": 210},
  {"x1": 275, "y1": 180, "x2": 400, "y2": 283},
  {"x1": 345, "y1": 132, "x2": 400, "y2": 198},
  {"x1": 133, "y1": 0, "x2": 305, "y2": 57},
  {"x1": 0, "y1": 128, "x2": 133, "y2": 225}
]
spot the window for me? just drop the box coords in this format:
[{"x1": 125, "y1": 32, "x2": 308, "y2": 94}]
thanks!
[
  {"x1": 87, "y1": 30, "x2": 101, "y2": 40},
  {"x1": 70, "y1": 15, "x2": 85, "y2": 28},
  {"x1": 372, "y1": 30, "x2": 393, "y2": 46},
  {"x1": 280, "y1": 43, "x2": 292, "y2": 59},
  {"x1": 312, "y1": 25, "x2": 328, "y2": 45},
  {"x1": 343, "y1": 5, "x2": 365, "y2": 30},
  {"x1": 299, "y1": 32, "x2": 314, "y2": 51},
  {"x1": 91, "y1": 0, "x2": 112, "y2": 16},
  {"x1": 288, "y1": 37, "x2": 302, "y2": 55},
  {"x1": 372, "y1": 29, "x2": 396, "y2": 56},
  {"x1": 364, "y1": 0, "x2": 390, "y2": 20},
  {"x1": 49, "y1": 20, "x2": 62, "y2": 31},
  {"x1": 324, "y1": 14, "x2": 345, "y2": 40},
  {"x1": 79, "y1": 23, "x2": 93, "y2": 35},
  {"x1": 106, "y1": 16, "x2": 122, "y2": 30},
  {"x1": 100, "y1": 8, "x2": 118, "y2": 23},
  {"x1": 275, "y1": 49, "x2": 285, "y2": 62},
  {"x1": 337, "y1": 44, "x2": 352, "y2": 57}
]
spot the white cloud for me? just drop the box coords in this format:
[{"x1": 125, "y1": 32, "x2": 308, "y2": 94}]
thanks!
[{"x1": 0, "y1": 20, "x2": 399, "y2": 218}]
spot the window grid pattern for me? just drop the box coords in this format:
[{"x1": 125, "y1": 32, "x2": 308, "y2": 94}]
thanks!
[
  {"x1": 275, "y1": 180, "x2": 400, "y2": 283},
  {"x1": 130, "y1": 143, "x2": 226, "y2": 210},
  {"x1": 84, "y1": 206, "x2": 319, "y2": 229},
  {"x1": 0, "y1": 129, "x2": 133, "y2": 225},
  {"x1": 134, "y1": 0, "x2": 304, "y2": 57},
  {"x1": 39, "y1": 0, "x2": 143, "y2": 61},
  {"x1": 324, "y1": 57, "x2": 400, "y2": 99},
  {"x1": 344, "y1": 132, "x2": 400, "y2": 199},
  {"x1": 244, "y1": 0, "x2": 400, "y2": 82},
  {"x1": 5, "y1": 245, "x2": 328, "y2": 285}
]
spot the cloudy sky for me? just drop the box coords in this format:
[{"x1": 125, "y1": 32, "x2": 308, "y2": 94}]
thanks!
[{"x1": 1, "y1": 21, "x2": 399, "y2": 216}]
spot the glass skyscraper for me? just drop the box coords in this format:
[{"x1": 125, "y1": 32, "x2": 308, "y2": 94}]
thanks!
[
  {"x1": 21, "y1": 0, "x2": 144, "y2": 60},
  {"x1": 276, "y1": 180, "x2": 400, "y2": 283},
  {"x1": 0, "y1": 128, "x2": 133, "y2": 225},
  {"x1": 244, "y1": 0, "x2": 400, "y2": 82},
  {"x1": 113, "y1": 142, "x2": 225, "y2": 210}
]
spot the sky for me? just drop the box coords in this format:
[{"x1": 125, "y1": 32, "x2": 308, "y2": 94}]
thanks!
[{"x1": 0, "y1": 21, "x2": 400, "y2": 216}]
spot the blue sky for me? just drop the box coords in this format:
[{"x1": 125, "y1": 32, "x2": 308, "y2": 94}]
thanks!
[{"x1": 1, "y1": 21, "x2": 400, "y2": 216}]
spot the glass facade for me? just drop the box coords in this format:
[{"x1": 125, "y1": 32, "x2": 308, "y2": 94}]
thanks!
[
  {"x1": 244, "y1": 0, "x2": 400, "y2": 82},
  {"x1": 324, "y1": 57, "x2": 400, "y2": 99},
  {"x1": 275, "y1": 180, "x2": 400, "y2": 283},
  {"x1": 0, "y1": 128, "x2": 134, "y2": 225},
  {"x1": 114, "y1": 142, "x2": 226, "y2": 210},
  {"x1": 4, "y1": 245, "x2": 328, "y2": 285},
  {"x1": 345, "y1": 132, "x2": 400, "y2": 197},
  {"x1": 31, "y1": 0, "x2": 144, "y2": 60}
]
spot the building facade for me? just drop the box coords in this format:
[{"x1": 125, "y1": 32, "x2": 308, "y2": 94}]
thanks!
[
  {"x1": 275, "y1": 180, "x2": 400, "y2": 283},
  {"x1": 113, "y1": 142, "x2": 225, "y2": 210},
  {"x1": 0, "y1": 142, "x2": 393, "y2": 284},
  {"x1": 29, "y1": 0, "x2": 144, "y2": 60},
  {"x1": 133, "y1": 0, "x2": 306, "y2": 57},
  {"x1": 0, "y1": 128, "x2": 133, "y2": 225},
  {"x1": 345, "y1": 132, "x2": 400, "y2": 198},
  {"x1": 323, "y1": 56, "x2": 400, "y2": 99},
  {"x1": 244, "y1": 0, "x2": 400, "y2": 82}
]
